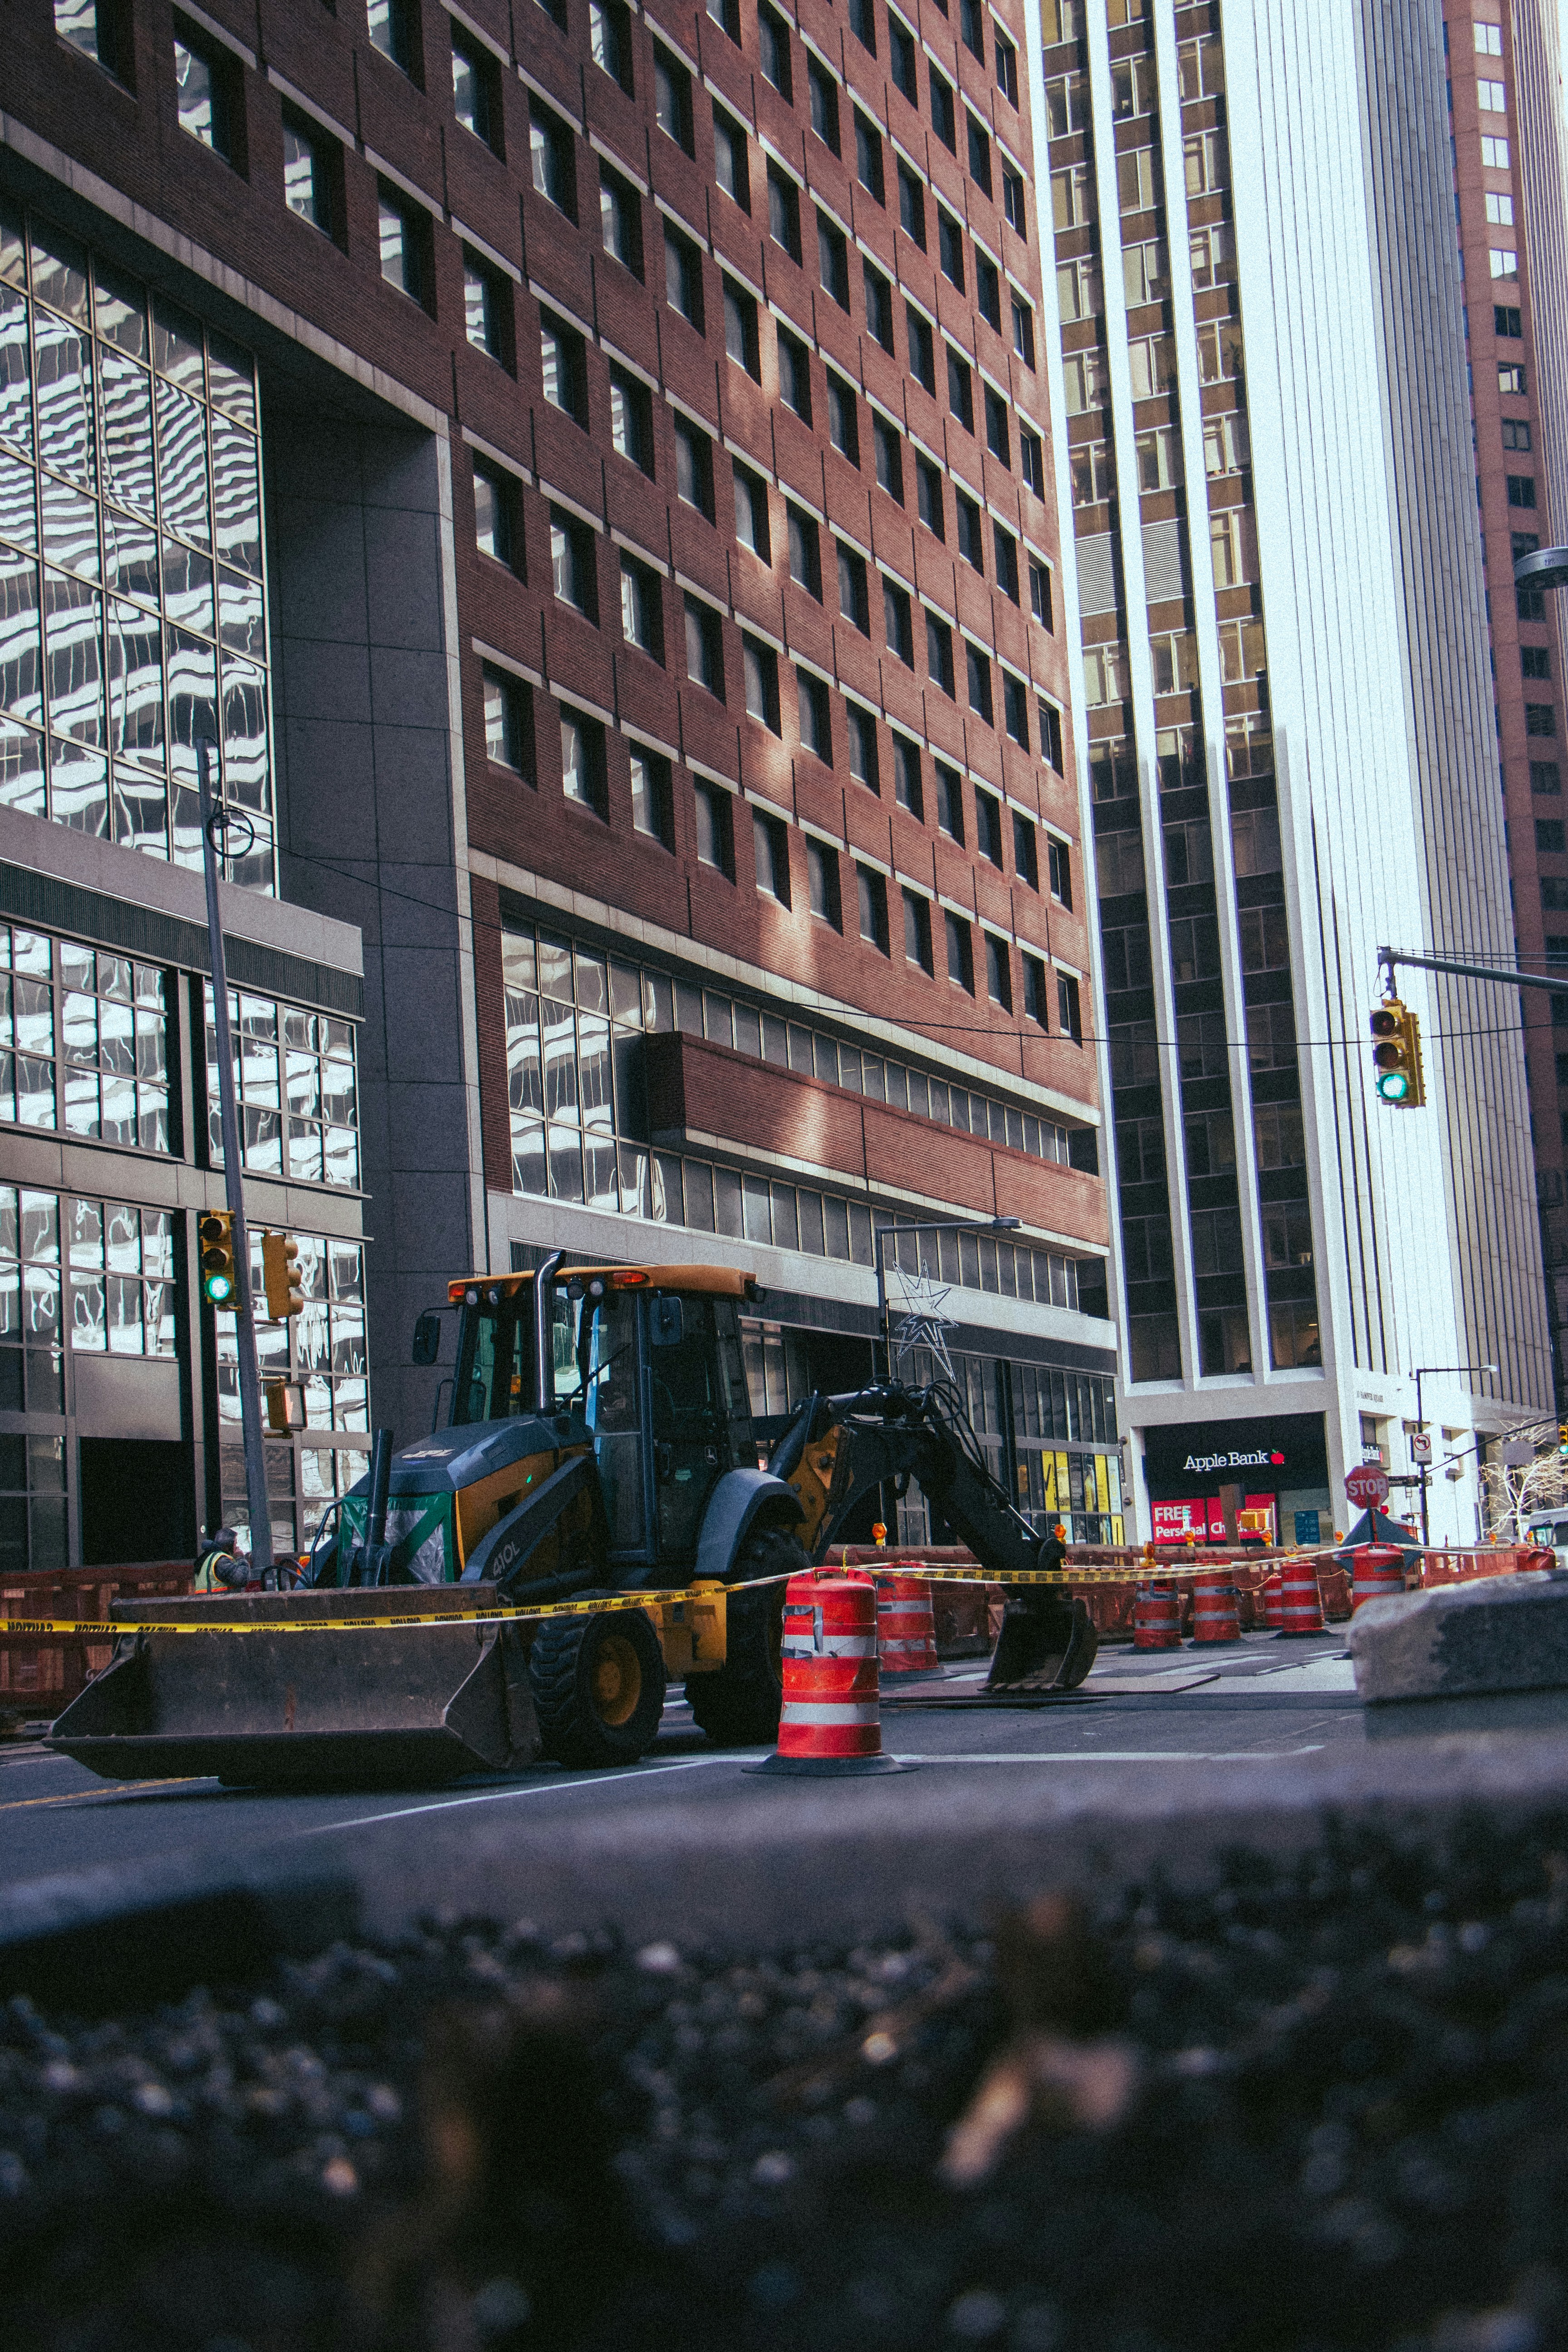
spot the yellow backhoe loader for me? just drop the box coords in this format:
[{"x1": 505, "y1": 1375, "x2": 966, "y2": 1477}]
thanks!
[{"x1": 50, "y1": 1252, "x2": 1096, "y2": 1785}]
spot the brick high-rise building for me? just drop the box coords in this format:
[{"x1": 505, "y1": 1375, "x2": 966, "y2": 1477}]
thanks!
[
  {"x1": 1447, "y1": 0, "x2": 1568, "y2": 1408},
  {"x1": 1, "y1": 0, "x2": 1120, "y2": 1565}
]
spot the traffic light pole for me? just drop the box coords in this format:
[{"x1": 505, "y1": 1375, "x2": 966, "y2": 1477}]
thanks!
[
  {"x1": 1379, "y1": 945, "x2": 1568, "y2": 999},
  {"x1": 197, "y1": 737, "x2": 274, "y2": 1579}
]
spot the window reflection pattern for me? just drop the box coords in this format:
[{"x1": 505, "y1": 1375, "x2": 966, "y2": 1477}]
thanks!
[
  {"x1": 0, "y1": 921, "x2": 169, "y2": 1147},
  {"x1": 66, "y1": 1195, "x2": 175, "y2": 1355},
  {"x1": 501, "y1": 916, "x2": 1098, "y2": 1307},
  {"x1": 0, "y1": 202, "x2": 273, "y2": 887},
  {"x1": 204, "y1": 984, "x2": 359, "y2": 1187}
]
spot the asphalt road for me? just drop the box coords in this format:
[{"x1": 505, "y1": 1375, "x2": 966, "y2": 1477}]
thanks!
[{"x1": 8, "y1": 1631, "x2": 1568, "y2": 1950}]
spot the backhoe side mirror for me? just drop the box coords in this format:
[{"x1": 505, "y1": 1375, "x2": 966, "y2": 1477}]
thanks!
[
  {"x1": 649, "y1": 1295, "x2": 685, "y2": 1349},
  {"x1": 411, "y1": 1310, "x2": 443, "y2": 1367}
]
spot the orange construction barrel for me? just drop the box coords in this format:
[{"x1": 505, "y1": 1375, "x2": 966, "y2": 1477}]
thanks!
[
  {"x1": 1133, "y1": 1582, "x2": 1183, "y2": 1650},
  {"x1": 1192, "y1": 1570, "x2": 1241, "y2": 1644},
  {"x1": 1279, "y1": 1558, "x2": 1326, "y2": 1637},
  {"x1": 1352, "y1": 1544, "x2": 1406, "y2": 1611},
  {"x1": 745, "y1": 1569, "x2": 911, "y2": 1777},
  {"x1": 876, "y1": 1573, "x2": 943, "y2": 1678}
]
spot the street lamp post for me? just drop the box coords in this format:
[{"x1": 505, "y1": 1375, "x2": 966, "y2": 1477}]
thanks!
[
  {"x1": 874, "y1": 1214, "x2": 1022, "y2": 1364},
  {"x1": 1411, "y1": 1362, "x2": 1498, "y2": 1551}
]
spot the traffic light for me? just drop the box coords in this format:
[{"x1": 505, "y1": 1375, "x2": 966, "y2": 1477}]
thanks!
[
  {"x1": 1369, "y1": 997, "x2": 1426, "y2": 1106},
  {"x1": 262, "y1": 1230, "x2": 304, "y2": 1320},
  {"x1": 1558, "y1": 1422, "x2": 1568, "y2": 1460},
  {"x1": 198, "y1": 1210, "x2": 238, "y2": 1307}
]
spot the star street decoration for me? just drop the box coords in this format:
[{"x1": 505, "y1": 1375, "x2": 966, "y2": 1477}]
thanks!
[{"x1": 891, "y1": 1265, "x2": 959, "y2": 1379}]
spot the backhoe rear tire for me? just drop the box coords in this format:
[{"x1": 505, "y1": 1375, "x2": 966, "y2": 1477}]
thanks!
[
  {"x1": 529, "y1": 1602, "x2": 667, "y2": 1767},
  {"x1": 686, "y1": 1523, "x2": 806, "y2": 1747}
]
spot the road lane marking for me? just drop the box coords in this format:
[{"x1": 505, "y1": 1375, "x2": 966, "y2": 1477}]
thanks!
[
  {"x1": 294, "y1": 1753, "x2": 749, "y2": 1834},
  {"x1": 0, "y1": 1779, "x2": 203, "y2": 1815},
  {"x1": 890, "y1": 1746, "x2": 1329, "y2": 1763}
]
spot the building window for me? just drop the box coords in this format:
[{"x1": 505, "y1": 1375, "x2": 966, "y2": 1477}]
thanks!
[
  {"x1": 1491, "y1": 248, "x2": 1519, "y2": 279},
  {"x1": 552, "y1": 505, "x2": 602, "y2": 616},
  {"x1": 1503, "y1": 418, "x2": 1533, "y2": 452},
  {"x1": 907, "y1": 306, "x2": 936, "y2": 392},
  {"x1": 806, "y1": 837, "x2": 841, "y2": 926},
  {"x1": 744, "y1": 635, "x2": 781, "y2": 732},
  {"x1": 707, "y1": 0, "x2": 740, "y2": 42},
  {"x1": 976, "y1": 255, "x2": 1002, "y2": 332},
  {"x1": 976, "y1": 784, "x2": 1004, "y2": 864},
  {"x1": 174, "y1": 25, "x2": 239, "y2": 164},
  {"x1": 675, "y1": 417, "x2": 715, "y2": 519},
  {"x1": 947, "y1": 348, "x2": 974, "y2": 431},
  {"x1": 1509, "y1": 474, "x2": 1538, "y2": 510},
  {"x1": 589, "y1": 0, "x2": 633, "y2": 90},
  {"x1": 600, "y1": 164, "x2": 644, "y2": 277},
  {"x1": 694, "y1": 780, "x2": 734, "y2": 876},
  {"x1": 850, "y1": 0, "x2": 876, "y2": 54},
  {"x1": 884, "y1": 578, "x2": 914, "y2": 666},
  {"x1": 368, "y1": 0, "x2": 420, "y2": 76},
  {"x1": 55, "y1": 0, "x2": 131, "y2": 80},
  {"x1": 872, "y1": 416, "x2": 903, "y2": 504},
  {"x1": 1527, "y1": 705, "x2": 1558, "y2": 738},
  {"x1": 473, "y1": 459, "x2": 521, "y2": 572},
  {"x1": 759, "y1": 1, "x2": 793, "y2": 96},
  {"x1": 956, "y1": 490, "x2": 984, "y2": 573},
  {"x1": 754, "y1": 809, "x2": 791, "y2": 905},
  {"x1": 864, "y1": 260, "x2": 894, "y2": 352},
  {"x1": 930, "y1": 63, "x2": 956, "y2": 148},
  {"x1": 858, "y1": 865, "x2": 890, "y2": 954},
  {"x1": 1019, "y1": 428, "x2": 1044, "y2": 497},
  {"x1": 818, "y1": 214, "x2": 851, "y2": 310},
  {"x1": 630, "y1": 747, "x2": 673, "y2": 846},
  {"x1": 945, "y1": 909, "x2": 974, "y2": 993},
  {"x1": 1003, "y1": 671, "x2": 1029, "y2": 747},
  {"x1": 540, "y1": 313, "x2": 588, "y2": 424},
  {"x1": 1002, "y1": 165, "x2": 1025, "y2": 235},
  {"x1": 1012, "y1": 813, "x2": 1038, "y2": 890},
  {"x1": 893, "y1": 734, "x2": 923, "y2": 818},
  {"x1": 463, "y1": 251, "x2": 512, "y2": 367},
  {"x1": 936, "y1": 762, "x2": 964, "y2": 843},
  {"x1": 282, "y1": 112, "x2": 335, "y2": 234},
  {"x1": 968, "y1": 112, "x2": 992, "y2": 197},
  {"x1": 856, "y1": 110, "x2": 885, "y2": 201},
  {"x1": 452, "y1": 28, "x2": 503, "y2": 150},
  {"x1": 808, "y1": 54, "x2": 841, "y2": 152},
  {"x1": 938, "y1": 206, "x2": 966, "y2": 292},
  {"x1": 685, "y1": 595, "x2": 725, "y2": 697},
  {"x1": 1128, "y1": 1314, "x2": 1181, "y2": 1383},
  {"x1": 827, "y1": 371, "x2": 859, "y2": 465},
  {"x1": 1477, "y1": 78, "x2": 1506, "y2": 112},
  {"x1": 1524, "y1": 647, "x2": 1552, "y2": 681},
  {"x1": 1496, "y1": 304, "x2": 1522, "y2": 338},
  {"x1": 483, "y1": 665, "x2": 530, "y2": 773},
  {"x1": 778, "y1": 327, "x2": 813, "y2": 421},
  {"x1": 966, "y1": 642, "x2": 993, "y2": 725},
  {"x1": 847, "y1": 701, "x2": 878, "y2": 791},
  {"x1": 995, "y1": 25, "x2": 1017, "y2": 102},
  {"x1": 714, "y1": 106, "x2": 750, "y2": 208},
  {"x1": 768, "y1": 162, "x2": 802, "y2": 265},
  {"x1": 734, "y1": 462, "x2": 771, "y2": 562},
  {"x1": 915, "y1": 456, "x2": 946, "y2": 540},
  {"x1": 797, "y1": 667, "x2": 833, "y2": 764},
  {"x1": 560, "y1": 708, "x2": 608, "y2": 816},
  {"x1": 888, "y1": 13, "x2": 916, "y2": 103},
  {"x1": 619, "y1": 553, "x2": 663, "y2": 659},
  {"x1": 378, "y1": 188, "x2": 431, "y2": 307},
  {"x1": 1057, "y1": 972, "x2": 1082, "y2": 1041},
  {"x1": 608, "y1": 366, "x2": 653, "y2": 473},
  {"x1": 926, "y1": 611, "x2": 955, "y2": 696},
  {"x1": 665, "y1": 224, "x2": 704, "y2": 327},
  {"x1": 1269, "y1": 1301, "x2": 1322, "y2": 1371},
  {"x1": 1531, "y1": 762, "x2": 1561, "y2": 795},
  {"x1": 985, "y1": 933, "x2": 1012, "y2": 1010},
  {"x1": 899, "y1": 163, "x2": 927, "y2": 249},
  {"x1": 903, "y1": 888, "x2": 933, "y2": 974},
  {"x1": 203, "y1": 985, "x2": 359, "y2": 1186},
  {"x1": 1039, "y1": 700, "x2": 1064, "y2": 774},
  {"x1": 838, "y1": 544, "x2": 871, "y2": 633},
  {"x1": 1047, "y1": 835, "x2": 1072, "y2": 907},
  {"x1": 654, "y1": 45, "x2": 694, "y2": 152},
  {"x1": 1483, "y1": 135, "x2": 1511, "y2": 169},
  {"x1": 787, "y1": 504, "x2": 823, "y2": 601},
  {"x1": 724, "y1": 277, "x2": 760, "y2": 378}
]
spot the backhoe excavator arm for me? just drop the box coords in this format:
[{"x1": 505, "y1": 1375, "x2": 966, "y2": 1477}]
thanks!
[{"x1": 769, "y1": 1383, "x2": 1098, "y2": 1691}]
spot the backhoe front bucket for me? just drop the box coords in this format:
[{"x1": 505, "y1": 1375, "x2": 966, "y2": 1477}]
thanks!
[
  {"x1": 985, "y1": 1592, "x2": 1099, "y2": 1693},
  {"x1": 47, "y1": 1587, "x2": 539, "y2": 1789}
]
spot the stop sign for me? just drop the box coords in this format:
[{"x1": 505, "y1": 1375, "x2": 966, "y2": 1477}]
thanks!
[{"x1": 1345, "y1": 1462, "x2": 1390, "y2": 1509}]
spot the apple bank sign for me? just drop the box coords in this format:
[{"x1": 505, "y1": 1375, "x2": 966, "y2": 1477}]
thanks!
[{"x1": 1183, "y1": 1448, "x2": 1287, "y2": 1476}]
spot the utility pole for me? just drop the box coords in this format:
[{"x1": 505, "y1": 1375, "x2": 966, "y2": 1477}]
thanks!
[{"x1": 197, "y1": 736, "x2": 274, "y2": 1580}]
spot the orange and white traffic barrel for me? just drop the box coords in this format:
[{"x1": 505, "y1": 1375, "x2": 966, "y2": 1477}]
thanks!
[
  {"x1": 877, "y1": 1572, "x2": 942, "y2": 1678},
  {"x1": 1279, "y1": 1558, "x2": 1326, "y2": 1637},
  {"x1": 1192, "y1": 1570, "x2": 1240, "y2": 1644},
  {"x1": 1133, "y1": 1583, "x2": 1182, "y2": 1650},
  {"x1": 1352, "y1": 1544, "x2": 1406, "y2": 1611},
  {"x1": 1260, "y1": 1575, "x2": 1285, "y2": 1631},
  {"x1": 746, "y1": 1569, "x2": 911, "y2": 1777}
]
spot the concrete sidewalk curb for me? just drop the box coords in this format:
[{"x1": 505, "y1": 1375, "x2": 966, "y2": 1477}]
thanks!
[{"x1": 0, "y1": 1852, "x2": 359, "y2": 2008}]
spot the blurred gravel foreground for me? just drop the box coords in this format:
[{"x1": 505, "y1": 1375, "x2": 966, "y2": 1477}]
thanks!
[{"x1": 5, "y1": 1815, "x2": 1568, "y2": 2352}]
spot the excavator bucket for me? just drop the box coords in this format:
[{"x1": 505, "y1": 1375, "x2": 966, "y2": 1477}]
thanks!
[
  {"x1": 47, "y1": 1587, "x2": 539, "y2": 1788},
  {"x1": 985, "y1": 1592, "x2": 1099, "y2": 1693}
]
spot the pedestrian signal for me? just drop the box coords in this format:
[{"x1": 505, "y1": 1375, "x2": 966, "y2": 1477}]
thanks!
[
  {"x1": 1369, "y1": 998, "x2": 1426, "y2": 1106},
  {"x1": 262, "y1": 1230, "x2": 304, "y2": 1319},
  {"x1": 198, "y1": 1210, "x2": 238, "y2": 1307}
]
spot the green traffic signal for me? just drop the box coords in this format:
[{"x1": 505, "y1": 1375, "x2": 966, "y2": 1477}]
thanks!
[{"x1": 198, "y1": 1209, "x2": 237, "y2": 1308}]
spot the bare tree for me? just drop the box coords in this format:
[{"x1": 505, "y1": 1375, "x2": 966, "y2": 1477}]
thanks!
[{"x1": 1479, "y1": 1447, "x2": 1568, "y2": 1545}]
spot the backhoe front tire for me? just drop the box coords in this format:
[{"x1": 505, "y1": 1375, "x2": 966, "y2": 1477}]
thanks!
[
  {"x1": 529, "y1": 1603, "x2": 667, "y2": 1767},
  {"x1": 686, "y1": 1523, "x2": 807, "y2": 1747}
]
